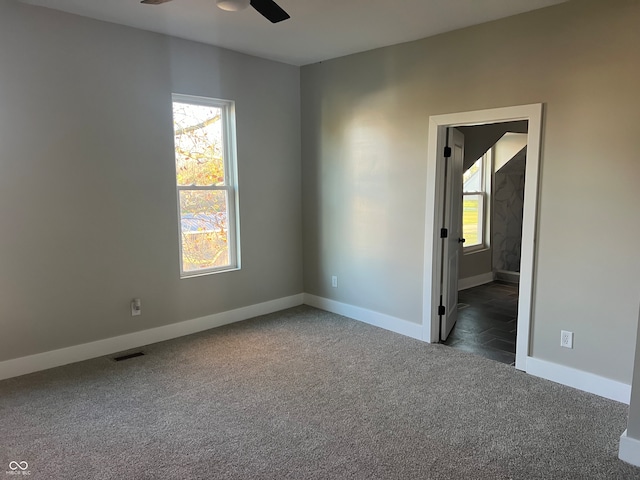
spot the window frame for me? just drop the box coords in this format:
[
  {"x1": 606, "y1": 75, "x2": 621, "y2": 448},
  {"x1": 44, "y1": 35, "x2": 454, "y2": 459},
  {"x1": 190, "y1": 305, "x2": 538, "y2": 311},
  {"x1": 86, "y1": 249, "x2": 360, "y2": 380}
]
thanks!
[
  {"x1": 463, "y1": 149, "x2": 491, "y2": 254},
  {"x1": 172, "y1": 93, "x2": 241, "y2": 278}
]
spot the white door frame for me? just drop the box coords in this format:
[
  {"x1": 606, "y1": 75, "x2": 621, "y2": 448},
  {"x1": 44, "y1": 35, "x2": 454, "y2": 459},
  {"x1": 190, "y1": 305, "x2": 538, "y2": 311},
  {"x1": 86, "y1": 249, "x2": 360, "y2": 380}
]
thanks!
[{"x1": 422, "y1": 104, "x2": 543, "y2": 371}]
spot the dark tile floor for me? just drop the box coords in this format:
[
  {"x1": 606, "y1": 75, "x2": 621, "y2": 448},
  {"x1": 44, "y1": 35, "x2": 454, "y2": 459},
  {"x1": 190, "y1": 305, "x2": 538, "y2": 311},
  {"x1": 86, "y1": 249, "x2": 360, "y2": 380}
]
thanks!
[{"x1": 442, "y1": 281, "x2": 518, "y2": 365}]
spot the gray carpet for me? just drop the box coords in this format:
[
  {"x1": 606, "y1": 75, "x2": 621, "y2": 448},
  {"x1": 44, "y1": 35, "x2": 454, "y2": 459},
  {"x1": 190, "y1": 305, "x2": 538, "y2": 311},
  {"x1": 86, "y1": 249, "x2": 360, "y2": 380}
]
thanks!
[{"x1": 1, "y1": 305, "x2": 638, "y2": 479}]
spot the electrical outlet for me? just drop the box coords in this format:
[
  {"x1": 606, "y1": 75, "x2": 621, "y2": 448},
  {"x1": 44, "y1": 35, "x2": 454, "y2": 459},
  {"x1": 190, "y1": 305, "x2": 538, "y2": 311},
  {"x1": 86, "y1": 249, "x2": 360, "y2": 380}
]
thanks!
[
  {"x1": 131, "y1": 298, "x2": 141, "y2": 317},
  {"x1": 331, "y1": 276, "x2": 338, "y2": 288},
  {"x1": 560, "y1": 330, "x2": 573, "y2": 349}
]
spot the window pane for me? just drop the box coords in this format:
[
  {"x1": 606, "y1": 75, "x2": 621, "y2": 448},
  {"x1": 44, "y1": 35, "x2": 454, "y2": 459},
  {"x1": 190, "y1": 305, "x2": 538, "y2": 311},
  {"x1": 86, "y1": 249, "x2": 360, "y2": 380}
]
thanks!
[
  {"x1": 173, "y1": 102, "x2": 225, "y2": 187},
  {"x1": 463, "y1": 194, "x2": 482, "y2": 247},
  {"x1": 179, "y1": 190, "x2": 230, "y2": 272},
  {"x1": 463, "y1": 158, "x2": 482, "y2": 192}
]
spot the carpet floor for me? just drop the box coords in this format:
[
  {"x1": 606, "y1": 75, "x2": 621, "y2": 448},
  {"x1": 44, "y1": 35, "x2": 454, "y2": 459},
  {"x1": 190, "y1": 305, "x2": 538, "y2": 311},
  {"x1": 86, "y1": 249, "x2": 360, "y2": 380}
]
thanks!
[{"x1": 1, "y1": 305, "x2": 638, "y2": 479}]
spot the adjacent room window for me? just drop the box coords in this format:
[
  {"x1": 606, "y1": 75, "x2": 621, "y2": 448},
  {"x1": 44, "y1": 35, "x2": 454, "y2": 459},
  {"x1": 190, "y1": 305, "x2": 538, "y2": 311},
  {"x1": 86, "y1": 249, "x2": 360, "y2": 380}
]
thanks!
[
  {"x1": 172, "y1": 94, "x2": 240, "y2": 277},
  {"x1": 462, "y1": 150, "x2": 490, "y2": 251}
]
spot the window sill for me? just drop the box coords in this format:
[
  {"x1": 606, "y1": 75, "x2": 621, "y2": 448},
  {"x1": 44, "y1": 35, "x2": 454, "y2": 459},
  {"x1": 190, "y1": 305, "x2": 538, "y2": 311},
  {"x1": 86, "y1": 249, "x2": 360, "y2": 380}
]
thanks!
[{"x1": 180, "y1": 266, "x2": 241, "y2": 279}]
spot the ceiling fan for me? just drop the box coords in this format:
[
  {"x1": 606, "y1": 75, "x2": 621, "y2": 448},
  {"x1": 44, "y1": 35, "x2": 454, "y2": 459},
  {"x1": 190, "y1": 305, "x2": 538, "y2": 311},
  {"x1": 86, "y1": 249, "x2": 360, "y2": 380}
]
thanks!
[{"x1": 140, "y1": 0, "x2": 290, "y2": 23}]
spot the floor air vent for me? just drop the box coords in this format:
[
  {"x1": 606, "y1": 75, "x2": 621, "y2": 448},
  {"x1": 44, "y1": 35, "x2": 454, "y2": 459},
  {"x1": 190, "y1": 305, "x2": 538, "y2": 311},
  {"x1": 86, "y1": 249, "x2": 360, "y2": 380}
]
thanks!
[{"x1": 113, "y1": 351, "x2": 145, "y2": 362}]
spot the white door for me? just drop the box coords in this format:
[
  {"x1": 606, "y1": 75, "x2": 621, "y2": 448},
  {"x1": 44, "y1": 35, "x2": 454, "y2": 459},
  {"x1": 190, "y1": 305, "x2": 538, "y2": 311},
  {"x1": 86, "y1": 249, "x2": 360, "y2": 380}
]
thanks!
[{"x1": 440, "y1": 128, "x2": 464, "y2": 341}]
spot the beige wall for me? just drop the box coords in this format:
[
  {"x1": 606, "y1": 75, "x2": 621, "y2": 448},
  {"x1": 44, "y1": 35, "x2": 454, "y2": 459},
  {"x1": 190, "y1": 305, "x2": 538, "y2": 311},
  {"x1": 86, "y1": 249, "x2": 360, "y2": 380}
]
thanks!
[
  {"x1": 301, "y1": 0, "x2": 640, "y2": 383},
  {"x1": 0, "y1": 1, "x2": 302, "y2": 361}
]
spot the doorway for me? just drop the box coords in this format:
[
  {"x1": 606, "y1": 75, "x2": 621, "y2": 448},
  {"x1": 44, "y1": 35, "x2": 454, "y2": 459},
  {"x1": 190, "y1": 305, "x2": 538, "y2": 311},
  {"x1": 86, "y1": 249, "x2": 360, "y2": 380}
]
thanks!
[
  {"x1": 422, "y1": 104, "x2": 543, "y2": 371},
  {"x1": 444, "y1": 125, "x2": 528, "y2": 365}
]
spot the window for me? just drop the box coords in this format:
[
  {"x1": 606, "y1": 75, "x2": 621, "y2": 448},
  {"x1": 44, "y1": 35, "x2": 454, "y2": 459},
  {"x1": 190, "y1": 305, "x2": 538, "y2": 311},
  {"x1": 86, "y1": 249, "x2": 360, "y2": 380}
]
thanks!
[
  {"x1": 172, "y1": 94, "x2": 240, "y2": 277},
  {"x1": 462, "y1": 150, "x2": 490, "y2": 251}
]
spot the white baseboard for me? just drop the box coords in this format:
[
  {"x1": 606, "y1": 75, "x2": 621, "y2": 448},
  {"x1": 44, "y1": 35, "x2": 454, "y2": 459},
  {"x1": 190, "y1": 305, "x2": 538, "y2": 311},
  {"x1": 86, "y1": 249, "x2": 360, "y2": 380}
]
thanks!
[
  {"x1": 526, "y1": 357, "x2": 631, "y2": 404},
  {"x1": 458, "y1": 272, "x2": 495, "y2": 291},
  {"x1": 303, "y1": 295, "x2": 632, "y2": 404},
  {"x1": 0, "y1": 294, "x2": 304, "y2": 381},
  {"x1": 303, "y1": 294, "x2": 423, "y2": 340},
  {"x1": 619, "y1": 430, "x2": 640, "y2": 466},
  {"x1": 2, "y1": 293, "x2": 631, "y2": 408}
]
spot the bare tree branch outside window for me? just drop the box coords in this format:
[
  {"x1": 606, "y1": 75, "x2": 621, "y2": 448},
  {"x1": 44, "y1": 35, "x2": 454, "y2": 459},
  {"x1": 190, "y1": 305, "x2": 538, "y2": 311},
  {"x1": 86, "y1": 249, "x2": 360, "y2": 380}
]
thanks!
[{"x1": 173, "y1": 101, "x2": 232, "y2": 272}]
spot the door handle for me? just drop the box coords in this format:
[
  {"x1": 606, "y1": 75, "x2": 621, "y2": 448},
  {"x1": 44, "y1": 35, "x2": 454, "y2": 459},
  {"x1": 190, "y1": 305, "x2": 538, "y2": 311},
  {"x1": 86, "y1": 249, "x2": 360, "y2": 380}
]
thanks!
[{"x1": 458, "y1": 238, "x2": 466, "y2": 244}]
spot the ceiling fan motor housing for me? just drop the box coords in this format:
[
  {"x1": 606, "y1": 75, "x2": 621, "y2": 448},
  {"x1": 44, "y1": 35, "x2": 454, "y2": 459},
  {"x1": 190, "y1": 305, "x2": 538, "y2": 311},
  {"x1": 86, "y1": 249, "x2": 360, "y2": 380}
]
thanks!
[
  {"x1": 217, "y1": 0, "x2": 250, "y2": 12},
  {"x1": 141, "y1": 0, "x2": 290, "y2": 24}
]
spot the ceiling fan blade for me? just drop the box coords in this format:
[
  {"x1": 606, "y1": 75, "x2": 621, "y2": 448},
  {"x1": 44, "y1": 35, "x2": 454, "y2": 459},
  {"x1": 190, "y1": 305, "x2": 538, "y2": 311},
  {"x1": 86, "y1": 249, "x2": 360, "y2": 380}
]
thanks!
[
  {"x1": 250, "y1": 0, "x2": 290, "y2": 23},
  {"x1": 140, "y1": 0, "x2": 173, "y2": 5}
]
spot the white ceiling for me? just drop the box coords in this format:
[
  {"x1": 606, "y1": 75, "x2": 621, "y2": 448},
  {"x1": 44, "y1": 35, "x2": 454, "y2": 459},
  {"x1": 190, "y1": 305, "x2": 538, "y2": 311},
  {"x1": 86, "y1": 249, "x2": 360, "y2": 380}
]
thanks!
[{"x1": 19, "y1": 0, "x2": 568, "y2": 66}]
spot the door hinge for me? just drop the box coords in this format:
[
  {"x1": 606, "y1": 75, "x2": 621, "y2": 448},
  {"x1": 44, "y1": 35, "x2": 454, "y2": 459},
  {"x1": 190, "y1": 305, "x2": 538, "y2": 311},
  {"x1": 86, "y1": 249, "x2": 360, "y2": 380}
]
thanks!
[
  {"x1": 443, "y1": 146, "x2": 452, "y2": 158},
  {"x1": 438, "y1": 305, "x2": 446, "y2": 316},
  {"x1": 440, "y1": 228, "x2": 448, "y2": 238}
]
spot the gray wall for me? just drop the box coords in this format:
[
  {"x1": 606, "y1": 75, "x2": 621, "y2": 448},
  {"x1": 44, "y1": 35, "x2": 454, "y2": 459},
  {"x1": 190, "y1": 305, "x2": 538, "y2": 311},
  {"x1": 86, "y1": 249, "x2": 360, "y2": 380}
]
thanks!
[
  {"x1": 0, "y1": 1, "x2": 302, "y2": 361},
  {"x1": 458, "y1": 251, "x2": 493, "y2": 279},
  {"x1": 301, "y1": 0, "x2": 640, "y2": 383},
  {"x1": 493, "y1": 150, "x2": 526, "y2": 273},
  {"x1": 458, "y1": 243, "x2": 492, "y2": 281}
]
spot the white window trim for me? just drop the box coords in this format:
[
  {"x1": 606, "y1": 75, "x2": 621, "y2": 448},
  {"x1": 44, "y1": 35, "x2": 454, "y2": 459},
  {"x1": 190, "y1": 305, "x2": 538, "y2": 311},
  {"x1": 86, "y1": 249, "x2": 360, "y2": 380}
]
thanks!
[
  {"x1": 463, "y1": 193, "x2": 485, "y2": 252},
  {"x1": 463, "y1": 148, "x2": 492, "y2": 254},
  {"x1": 172, "y1": 93, "x2": 241, "y2": 278}
]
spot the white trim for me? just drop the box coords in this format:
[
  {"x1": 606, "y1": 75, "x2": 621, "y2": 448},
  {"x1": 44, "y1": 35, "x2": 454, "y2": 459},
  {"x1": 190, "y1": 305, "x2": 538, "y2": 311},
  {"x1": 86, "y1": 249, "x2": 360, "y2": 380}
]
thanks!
[
  {"x1": 526, "y1": 357, "x2": 631, "y2": 404},
  {"x1": 458, "y1": 272, "x2": 495, "y2": 291},
  {"x1": 515, "y1": 105, "x2": 543, "y2": 371},
  {"x1": 172, "y1": 93, "x2": 241, "y2": 278},
  {"x1": 304, "y1": 294, "x2": 631, "y2": 404},
  {"x1": 301, "y1": 295, "x2": 632, "y2": 405},
  {"x1": 304, "y1": 294, "x2": 423, "y2": 340},
  {"x1": 2, "y1": 293, "x2": 631, "y2": 406},
  {"x1": 462, "y1": 149, "x2": 491, "y2": 252},
  {"x1": 619, "y1": 430, "x2": 640, "y2": 467},
  {"x1": 422, "y1": 103, "x2": 543, "y2": 372},
  {"x1": 0, "y1": 294, "x2": 304, "y2": 381},
  {"x1": 422, "y1": 121, "x2": 447, "y2": 342}
]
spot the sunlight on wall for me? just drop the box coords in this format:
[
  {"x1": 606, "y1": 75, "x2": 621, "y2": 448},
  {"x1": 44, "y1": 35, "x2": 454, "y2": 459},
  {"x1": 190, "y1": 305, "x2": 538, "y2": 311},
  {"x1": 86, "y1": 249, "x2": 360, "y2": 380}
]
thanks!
[{"x1": 344, "y1": 107, "x2": 393, "y2": 263}]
